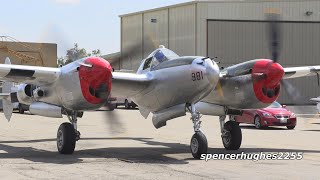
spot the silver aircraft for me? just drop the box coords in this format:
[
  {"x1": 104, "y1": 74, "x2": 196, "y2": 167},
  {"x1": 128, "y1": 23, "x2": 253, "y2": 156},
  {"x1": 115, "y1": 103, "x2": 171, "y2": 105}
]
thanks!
[
  {"x1": 311, "y1": 97, "x2": 320, "y2": 113},
  {"x1": 0, "y1": 45, "x2": 220, "y2": 156},
  {"x1": 1, "y1": 44, "x2": 320, "y2": 159}
]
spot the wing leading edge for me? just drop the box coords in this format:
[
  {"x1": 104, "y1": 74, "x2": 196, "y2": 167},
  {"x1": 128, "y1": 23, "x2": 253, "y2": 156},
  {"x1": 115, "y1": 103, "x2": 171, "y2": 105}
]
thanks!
[
  {"x1": 0, "y1": 57, "x2": 60, "y2": 85},
  {"x1": 283, "y1": 66, "x2": 320, "y2": 79},
  {"x1": 111, "y1": 72, "x2": 153, "y2": 97}
]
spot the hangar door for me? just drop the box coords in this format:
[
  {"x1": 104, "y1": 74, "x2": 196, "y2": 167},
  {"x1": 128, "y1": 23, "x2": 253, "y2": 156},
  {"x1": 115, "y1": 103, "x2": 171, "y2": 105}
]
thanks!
[{"x1": 208, "y1": 20, "x2": 320, "y2": 104}]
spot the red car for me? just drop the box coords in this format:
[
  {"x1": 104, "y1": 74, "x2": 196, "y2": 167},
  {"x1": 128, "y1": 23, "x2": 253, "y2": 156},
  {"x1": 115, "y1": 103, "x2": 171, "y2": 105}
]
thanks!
[{"x1": 233, "y1": 101, "x2": 297, "y2": 129}]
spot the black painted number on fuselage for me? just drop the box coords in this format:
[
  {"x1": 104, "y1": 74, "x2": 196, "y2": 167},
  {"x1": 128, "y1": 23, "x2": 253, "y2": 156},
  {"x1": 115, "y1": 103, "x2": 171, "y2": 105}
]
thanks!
[{"x1": 192, "y1": 71, "x2": 203, "y2": 81}]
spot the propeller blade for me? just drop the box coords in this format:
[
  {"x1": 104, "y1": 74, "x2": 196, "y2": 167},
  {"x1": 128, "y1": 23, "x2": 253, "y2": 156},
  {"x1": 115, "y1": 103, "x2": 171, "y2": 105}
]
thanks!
[
  {"x1": 114, "y1": 34, "x2": 160, "y2": 62},
  {"x1": 102, "y1": 103, "x2": 126, "y2": 135},
  {"x1": 281, "y1": 80, "x2": 306, "y2": 105},
  {"x1": 266, "y1": 9, "x2": 282, "y2": 62}
]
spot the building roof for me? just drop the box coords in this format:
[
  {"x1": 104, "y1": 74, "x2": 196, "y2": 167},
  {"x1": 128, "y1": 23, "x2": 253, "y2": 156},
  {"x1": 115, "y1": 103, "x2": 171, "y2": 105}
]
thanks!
[
  {"x1": 101, "y1": 52, "x2": 120, "y2": 64},
  {"x1": 119, "y1": 0, "x2": 313, "y2": 17}
]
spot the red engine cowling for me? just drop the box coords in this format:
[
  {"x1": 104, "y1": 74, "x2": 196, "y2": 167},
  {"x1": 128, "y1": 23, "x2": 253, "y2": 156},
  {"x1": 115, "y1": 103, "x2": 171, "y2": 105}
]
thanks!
[
  {"x1": 252, "y1": 59, "x2": 284, "y2": 104},
  {"x1": 78, "y1": 57, "x2": 113, "y2": 105}
]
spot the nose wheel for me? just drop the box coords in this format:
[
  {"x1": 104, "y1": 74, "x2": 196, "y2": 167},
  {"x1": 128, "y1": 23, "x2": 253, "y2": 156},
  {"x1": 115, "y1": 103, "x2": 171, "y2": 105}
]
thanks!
[
  {"x1": 188, "y1": 104, "x2": 208, "y2": 159},
  {"x1": 190, "y1": 132, "x2": 208, "y2": 159},
  {"x1": 57, "y1": 111, "x2": 81, "y2": 154}
]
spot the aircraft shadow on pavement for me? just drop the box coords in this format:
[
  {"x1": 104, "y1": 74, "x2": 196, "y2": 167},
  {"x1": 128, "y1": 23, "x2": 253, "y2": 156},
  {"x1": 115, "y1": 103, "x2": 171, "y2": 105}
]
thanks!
[
  {"x1": 1, "y1": 137, "x2": 320, "y2": 165},
  {"x1": 303, "y1": 130, "x2": 320, "y2": 132},
  {"x1": 240, "y1": 125, "x2": 287, "y2": 130},
  {"x1": 96, "y1": 108, "x2": 139, "y2": 112}
]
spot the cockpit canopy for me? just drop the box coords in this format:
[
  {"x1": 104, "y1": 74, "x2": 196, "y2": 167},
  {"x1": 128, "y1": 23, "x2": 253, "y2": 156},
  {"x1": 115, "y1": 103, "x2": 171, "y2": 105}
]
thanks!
[{"x1": 142, "y1": 46, "x2": 179, "y2": 71}]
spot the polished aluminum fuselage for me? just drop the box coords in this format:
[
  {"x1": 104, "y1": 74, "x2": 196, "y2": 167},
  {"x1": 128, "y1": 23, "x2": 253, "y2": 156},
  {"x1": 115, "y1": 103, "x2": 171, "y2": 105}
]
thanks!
[{"x1": 131, "y1": 57, "x2": 220, "y2": 113}]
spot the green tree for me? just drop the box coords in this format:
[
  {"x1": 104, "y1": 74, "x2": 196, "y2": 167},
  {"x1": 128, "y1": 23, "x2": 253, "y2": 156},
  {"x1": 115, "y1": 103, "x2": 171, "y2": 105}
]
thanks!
[{"x1": 57, "y1": 43, "x2": 101, "y2": 67}]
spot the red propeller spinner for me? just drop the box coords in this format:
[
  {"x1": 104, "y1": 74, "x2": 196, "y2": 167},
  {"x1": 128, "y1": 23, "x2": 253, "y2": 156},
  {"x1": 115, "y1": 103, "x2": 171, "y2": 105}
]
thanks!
[
  {"x1": 78, "y1": 57, "x2": 113, "y2": 104},
  {"x1": 252, "y1": 59, "x2": 284, "y2": 103}
]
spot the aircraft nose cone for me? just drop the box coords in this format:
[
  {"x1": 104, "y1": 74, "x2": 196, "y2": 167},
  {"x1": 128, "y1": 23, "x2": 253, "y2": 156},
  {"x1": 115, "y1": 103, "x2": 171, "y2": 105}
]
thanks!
[{"x1": 205, "y1": 59, "x2": 220, "y2": 86}]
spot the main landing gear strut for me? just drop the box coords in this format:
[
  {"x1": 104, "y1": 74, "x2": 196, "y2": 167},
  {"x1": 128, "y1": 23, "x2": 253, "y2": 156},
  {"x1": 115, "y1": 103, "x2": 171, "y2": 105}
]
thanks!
[
  {"x1": 57, "y1": 111, "x2": 81, "y2": 154},
  {"x1": 188, "y1": 104, "x2": 208, "y2": 159}
]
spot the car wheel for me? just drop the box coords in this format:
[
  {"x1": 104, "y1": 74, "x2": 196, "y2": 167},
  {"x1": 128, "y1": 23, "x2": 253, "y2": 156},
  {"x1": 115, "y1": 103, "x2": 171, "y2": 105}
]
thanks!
[
  {"x1": 254, "y1": 116, "x2": 262, "y2": 129},
  {"x1": 124, "y1": 99, "x2": 130, "y2": 109},
  {"x1": 287, "y1": 125, "x2": 295, "y2": 130}
]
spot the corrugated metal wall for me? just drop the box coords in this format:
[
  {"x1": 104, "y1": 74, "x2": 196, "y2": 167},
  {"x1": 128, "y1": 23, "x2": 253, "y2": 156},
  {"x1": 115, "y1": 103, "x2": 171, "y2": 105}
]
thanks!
[
  {"x1": 121, "y1": 0, "x2": 320, "y2": 104},
  {"x1": 143, "y1": 9, "x2": 169, "y2": 58},
  {"x1": 121, "y1": 14, "x2": 143, "y2": 70},
  {"x1": 207, "y1": 20, "x2": 320, "y2": 104},
  {"x1": 121, "y1": 3, "x2": 196, "y2": 71},
  {"x1": 169, "y1": 4, "x2": 196, "y2": 56}
]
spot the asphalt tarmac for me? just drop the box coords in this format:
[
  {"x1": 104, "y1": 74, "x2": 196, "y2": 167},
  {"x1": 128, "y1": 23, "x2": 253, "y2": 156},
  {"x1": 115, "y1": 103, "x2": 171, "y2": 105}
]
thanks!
[{"x1": 0, "y1": 106, "x2": 320, "y2": 179}]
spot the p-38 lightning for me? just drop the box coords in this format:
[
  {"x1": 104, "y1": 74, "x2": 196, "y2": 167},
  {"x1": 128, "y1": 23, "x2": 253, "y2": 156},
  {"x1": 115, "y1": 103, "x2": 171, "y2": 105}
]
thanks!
[
  {"x1": 1, "y1": 13, "x2": 320, "y2": 159},
  {"x1": 1, "y1": 44, "x2": 319, "y2": 159}
]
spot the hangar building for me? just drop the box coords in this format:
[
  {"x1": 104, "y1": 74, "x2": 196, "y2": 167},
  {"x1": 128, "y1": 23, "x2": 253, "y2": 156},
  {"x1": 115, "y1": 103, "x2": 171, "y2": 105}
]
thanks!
[{"x1": 120, "y1": 0, "x2": 320, "y2": 104}]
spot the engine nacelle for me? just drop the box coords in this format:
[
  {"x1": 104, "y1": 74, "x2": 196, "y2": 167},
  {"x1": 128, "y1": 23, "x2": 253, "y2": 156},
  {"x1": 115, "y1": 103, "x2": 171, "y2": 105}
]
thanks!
[
  {"x1": 29, "y1": 102, "x2": 62, "y2": 118},
  {"x1": 16, "y1": 84, "x2": 36, "y2": 105},
  {"x1": 152, "y1": 104, "x2": 186, "y2": 129},
  {"x1": 195, "y1": 102, "x2": 243, "y2": 116},
  {"x1": 16, "y1": 84, "x2": 46, "y2": 105}
]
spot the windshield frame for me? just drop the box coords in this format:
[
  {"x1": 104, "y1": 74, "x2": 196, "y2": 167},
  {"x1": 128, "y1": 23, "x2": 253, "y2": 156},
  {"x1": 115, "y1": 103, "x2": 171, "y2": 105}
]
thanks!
[{"x1": 267, "y1": 101, "x2": 282, "y2": 108}]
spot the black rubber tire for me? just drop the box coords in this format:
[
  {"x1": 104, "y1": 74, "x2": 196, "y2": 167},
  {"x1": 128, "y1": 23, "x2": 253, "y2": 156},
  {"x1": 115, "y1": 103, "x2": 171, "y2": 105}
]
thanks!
[
  {"x1": 57, "y1": 122, "x2": 76, "y2": 154},
  {"x1": 124, "y1": 99, "x2": 130, "y2": 109},
  {"x1": 254, "y1": 116, "x2": 263, "y2": 129},
  {"x1": 222, "y1": 121, "x2": 242, "y2": 150},
  {"x1": 287, "y1": 126, "x2": 296, "y2": 130},
  {"x1": 18, "y1": 104, "x2": 25, "y2": 114},
  {"x1": 190, "y1": 132, "x2": 208, "y2": 159}
]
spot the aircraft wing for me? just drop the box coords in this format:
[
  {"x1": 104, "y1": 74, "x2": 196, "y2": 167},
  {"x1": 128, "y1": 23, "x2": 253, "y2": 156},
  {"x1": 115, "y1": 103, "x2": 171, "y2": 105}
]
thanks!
[
  {"x1": 0, "y1": 64, "x2": 60, "y2": 86},
  {"x1": 283, "y1": 66, "x2": 320, "y2": 79},
  {"x1": 0, "y1": 57, "x2": 60, "y2": 86},
  {"x1": 111, "y1": 72, "x2": 153, "y2": 97},
  {"x1": 311, "y1": 97, "x2": 320, "y2": 103}
]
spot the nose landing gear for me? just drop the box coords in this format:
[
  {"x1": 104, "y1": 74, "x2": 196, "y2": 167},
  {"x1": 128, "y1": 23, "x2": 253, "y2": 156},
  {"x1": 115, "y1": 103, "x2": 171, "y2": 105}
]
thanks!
[{"x1": 188, "y1": 104, "x2": 208, "y2": 159}]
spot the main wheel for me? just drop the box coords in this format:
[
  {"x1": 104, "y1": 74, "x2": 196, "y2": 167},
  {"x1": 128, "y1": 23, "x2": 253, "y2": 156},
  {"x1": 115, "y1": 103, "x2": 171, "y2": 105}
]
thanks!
[
  {"x1": 287, "y1": 125, "x2": 295, "y2": 130},
  {"x1": 190, "y1": 132, "x2": 208, "y2": 159},
  {"x1": 254, "y1": 116, "x2": 263, "y2": 129},
  {"x1": 57, "y1": 122, "x2": 76, "y2": 154},
  {"x1": 124, "y1": 99, "x2": 130, "y2": 109},
  {"x1": 221, "y1": 121, "x2": 242, "y2": 150}
]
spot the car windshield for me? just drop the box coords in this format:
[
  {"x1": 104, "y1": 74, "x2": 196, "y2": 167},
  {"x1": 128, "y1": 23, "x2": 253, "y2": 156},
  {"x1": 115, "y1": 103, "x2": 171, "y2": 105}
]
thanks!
[{"x1": 267, "y1": 101, "x2": 282, "y2": 108}]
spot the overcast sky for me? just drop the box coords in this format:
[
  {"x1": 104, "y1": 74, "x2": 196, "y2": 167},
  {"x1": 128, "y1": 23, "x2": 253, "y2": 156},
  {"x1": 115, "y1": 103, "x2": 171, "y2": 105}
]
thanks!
[{"x1": 0, "y1": 0, "x2": 190, "y2": 57}]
